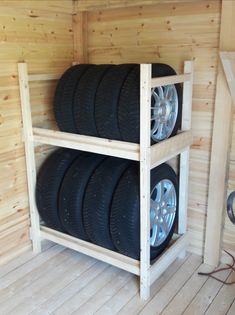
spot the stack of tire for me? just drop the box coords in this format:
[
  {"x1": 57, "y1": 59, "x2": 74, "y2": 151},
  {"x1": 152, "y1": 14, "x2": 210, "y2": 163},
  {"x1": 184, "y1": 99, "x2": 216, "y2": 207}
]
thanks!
[{"x1": 36, "y1": 63, "x2": 182, "y2": 261}]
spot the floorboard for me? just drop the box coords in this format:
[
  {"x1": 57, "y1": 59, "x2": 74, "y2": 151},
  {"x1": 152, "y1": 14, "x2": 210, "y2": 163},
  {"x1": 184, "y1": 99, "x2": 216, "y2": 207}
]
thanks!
[
  {"x1": 204, "y1": 270, "x2": 235, "y2": 315},
  {"x1": 183, "y1": 267, "x2": 232, "y2": 315},
  {"x1": 115, "y1": 253, "x2": 190, "y2": 315},
  {"x1": 227, "y1": 298, "x2": 235, "y2": 315},
  {"x1": 0, "y1": 243, "x2": 234, "y2": 315},
  {"x1": 138, "y1": 254, "x2": 202, "y2": 315},
  {"x1": 160, "y1": 263, "x2": 212, "y2": 315}
]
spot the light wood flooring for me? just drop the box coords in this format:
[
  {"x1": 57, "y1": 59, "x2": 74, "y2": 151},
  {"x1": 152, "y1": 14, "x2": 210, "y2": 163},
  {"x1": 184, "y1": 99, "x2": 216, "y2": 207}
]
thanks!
[{"x1": 0, "y1": 241, "x2": 234, "y2": 315}]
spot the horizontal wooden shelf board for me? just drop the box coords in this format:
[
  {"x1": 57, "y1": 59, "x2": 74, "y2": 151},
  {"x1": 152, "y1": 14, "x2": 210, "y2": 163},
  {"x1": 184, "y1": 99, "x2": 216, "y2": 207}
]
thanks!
[
  {"x1": 151, "y1": 73, "x2": 191, "y2": 88},
  {"x1": 150, "y1": 131, "x2": 193, "y2": 169},
  {"x1": 33, "y1": 127, "x2": 140, "y2": 161},
  {"x1": 150, "y1": 232, "x2": 189, "y2": 285},
  {"x1": 40, "y1": 226, "x2": 140, "y2": 275},
  {"x1": 32, "y1": 128, "x2": 193, "y2": 167}
]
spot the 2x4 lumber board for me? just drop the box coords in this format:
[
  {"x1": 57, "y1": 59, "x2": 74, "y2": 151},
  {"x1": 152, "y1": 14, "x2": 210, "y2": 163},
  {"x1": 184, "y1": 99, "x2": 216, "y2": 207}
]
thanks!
[
  {"x1": 33, "y1": 127, "x2": 139, "y2": 160},
  {"x1": 40, "y1": 226, "x2": 140, "y2": 275},
  {"x1": 150, "y1": 131, "x2": 193, "y2": 169},
  {"x1": 151, "y1": 73, "x2": 191, "y2": 88},
  {"x1": 28, "y1": 74, "x2": 60, "y2": 82},
  {"x1": 204, "y1": 0, "x2": 235, "y2": 267},
  {"x1": 139, "y1": 64, "x2": 151, "y2": 300},
  {"x1": 150, "y1": 233, "x2": 189, "y2": 285},
  {"x1": 18, "y1": 63, "x2": 41, "y2": 254},
  {"x1": 73, "y1": 11, "x2": 88, "y2": 63},
  {"x1": 220, "y1": 51, "x2": 235, "y2": 104},
  {"x1": 178, "y1": 61, "x2": 194, "y2": 235}
]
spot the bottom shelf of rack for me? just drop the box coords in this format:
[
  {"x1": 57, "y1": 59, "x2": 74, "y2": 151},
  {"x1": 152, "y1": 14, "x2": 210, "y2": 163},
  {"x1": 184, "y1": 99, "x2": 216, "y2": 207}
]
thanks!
[
  {"x1": 40, "y1": 226, "x2": 140, "y2": 275},
  {"x1": 39, "y1": 226, "x2": 189, "y2": 282}
]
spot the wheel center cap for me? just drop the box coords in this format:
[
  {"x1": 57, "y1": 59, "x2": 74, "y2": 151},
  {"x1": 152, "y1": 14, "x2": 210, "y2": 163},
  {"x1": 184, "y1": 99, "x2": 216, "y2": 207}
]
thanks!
[{"x1": 158, "y1": 100, "x2": 171, "y2": 121}]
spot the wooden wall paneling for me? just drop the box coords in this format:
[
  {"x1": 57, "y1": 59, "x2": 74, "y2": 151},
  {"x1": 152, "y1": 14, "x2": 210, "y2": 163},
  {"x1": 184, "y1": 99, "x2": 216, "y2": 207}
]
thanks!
[
  {"x1": 0, "y1": 1, "x2": 73, "y2": 264},
  {"x1": 77, "y1": 0, "x2": 201, "y2": 12},
  {"x1": 204, "y1": 0, "x2": 235, "y2": 267},
  {"x1": 0, "y1": 1, "x2": 73, "y2": 14},
  {"x1": 73, "y1": 0, "x2": 88, "y2": 63}
]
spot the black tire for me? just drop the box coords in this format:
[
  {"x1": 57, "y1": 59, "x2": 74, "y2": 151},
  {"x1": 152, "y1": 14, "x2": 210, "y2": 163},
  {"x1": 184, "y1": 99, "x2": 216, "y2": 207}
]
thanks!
[
  {"x1": 118, "y1": 63, "x2": 182, "y2": 143},
  {"x1": 83, "y1": 157, "x2": 131, "y2": 250},
  {"x1": 110, "y1": 163, "x2": 179, "y2": 260},
  {"x1": 36, "y1": 149, "x2": 80, "y2": 231},
  {"x1": 95, "y1": 64, "x2": 136, "y2": 140},
  {"x1": 58, "y1": 152, "x2": 106, "y2": 240},
  {"x1": 54, "y1": 64, "x2": 91, "y2": 133},
  {"x1": 73, "y1": 65, "x2": 114, "y2": 136},
  {"x1": 227, "y1": 192, "x2": 235, "y2": 225},
  {"x1": 118, "y1": 65, "x2": 139, "y2": 143}
]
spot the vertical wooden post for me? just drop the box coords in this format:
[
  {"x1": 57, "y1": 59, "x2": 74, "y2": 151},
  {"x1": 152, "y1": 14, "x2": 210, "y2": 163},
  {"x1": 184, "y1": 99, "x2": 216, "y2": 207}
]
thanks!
[
  {"x1": 140, "y1": 64, "x2": 151, "y2": 300},
  {"x1": 18, "y1": 63, "x2": 41, "y2": 253},
  {"x1": 204, "y1": 0, "x2": 235, "y2": 266},
  {"x1": 178, "y1": 61, "x2": 194, "y2": 236},
  {"x1": 73, "y1": 10, "x2": 88, "y2": 63}
]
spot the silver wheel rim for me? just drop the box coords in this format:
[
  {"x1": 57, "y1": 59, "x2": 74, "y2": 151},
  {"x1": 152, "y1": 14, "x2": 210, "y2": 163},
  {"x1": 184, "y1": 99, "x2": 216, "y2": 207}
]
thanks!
[
  {"x1": 150, "y1": 179, "x2": 177, "y2": 247},
  {"x1": 151, "y1": 85, "x2": 178, "y2": 142}
]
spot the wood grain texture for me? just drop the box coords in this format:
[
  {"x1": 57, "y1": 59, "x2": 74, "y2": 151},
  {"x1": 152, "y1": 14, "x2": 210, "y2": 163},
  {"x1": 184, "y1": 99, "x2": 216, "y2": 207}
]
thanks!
[
  {"x1": 84, "y1": 0, "x2": 221, "y2": 257},
  {"x1": 0, "y1": 1, "x2": 73, "y2": 263},
  {"x1": 0, "y1": 246, "x2": 233, "y2": 315},
  {"x1": 73, "y1": 11, "x2": 88, "y2": 63},
  {"x1": 77, "y1": 0, "x2": 201, "y2": 12}
]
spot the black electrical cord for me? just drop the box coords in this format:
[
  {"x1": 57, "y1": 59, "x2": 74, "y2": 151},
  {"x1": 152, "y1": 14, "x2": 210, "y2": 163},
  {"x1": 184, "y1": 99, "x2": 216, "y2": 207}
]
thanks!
[{"x1": 198, "y1": 250, "x2": 235, "y2": 285}]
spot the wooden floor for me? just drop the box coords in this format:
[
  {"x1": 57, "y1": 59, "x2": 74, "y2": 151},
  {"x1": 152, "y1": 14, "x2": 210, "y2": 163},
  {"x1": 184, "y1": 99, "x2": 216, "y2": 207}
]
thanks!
[{"x1": 0, "y1": 241, "x2": 234, "y2": 315}]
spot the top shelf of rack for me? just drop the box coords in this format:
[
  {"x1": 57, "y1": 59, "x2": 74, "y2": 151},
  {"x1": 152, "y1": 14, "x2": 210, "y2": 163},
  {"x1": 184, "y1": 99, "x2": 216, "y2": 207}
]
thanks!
[{"x1": 20, "y1": 61, "x2": 194, "y2": 169}]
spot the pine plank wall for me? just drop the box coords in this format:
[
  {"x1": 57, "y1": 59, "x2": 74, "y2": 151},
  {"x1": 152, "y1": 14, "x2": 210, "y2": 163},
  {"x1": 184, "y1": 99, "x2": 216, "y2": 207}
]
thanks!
[
  {"x1": 0, "y1": 0, "x2": 234, "y2": 264},
  {"x1": 0, "y1": 0, "x2": 74, "y2": 264}
]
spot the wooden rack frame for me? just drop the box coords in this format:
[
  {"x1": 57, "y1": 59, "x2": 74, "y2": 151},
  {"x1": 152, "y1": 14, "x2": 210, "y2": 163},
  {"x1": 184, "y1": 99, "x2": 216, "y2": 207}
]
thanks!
[{"x1": 18, "y1": 61, "x2": 193, "y2": 300}]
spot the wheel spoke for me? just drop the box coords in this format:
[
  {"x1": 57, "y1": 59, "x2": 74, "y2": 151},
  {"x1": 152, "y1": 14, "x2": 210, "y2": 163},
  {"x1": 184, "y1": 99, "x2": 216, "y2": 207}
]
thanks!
[
  {"x1": 152, "y1": 90, "x2": 161, "y2": 103},
  {"x1": 168, "y1": 111, "x2": 176, "y2": 122},
  {"x1": 159, "y1": 122, "x2": 167, "y2": 139},
  {"x1": 157, "y1": 86, "x2": 164, "y2": 99},
  {"x1": 151, "y1": 122, "x2": 160, "y2": 137},
  {"x1": 160, "y1": 216, "x2": 168, "y2": 236},
  {"x1": 150, "y1": 224, "x2": 158, "y2": 246},
  {"x1": 156, "y1": 123, "x2": 164, "y2": 138},
  {"x1": 163, "y1": 184, "x2": 173, "y2": 201},
  {"x1": 166, "y1": 85, "x2": 174, "y2": 100},
  {"x1": 163, "y1": 122, "x2": 170, "y2": 135},
  {"x1": 156, "y1": 181, "x2": 164, "y2": 202},
  {"x1": 151, "y1": 114, "x2": 161, "y2": 121},
  {"x1": 150, "y1": 208, "x2": 155, "y2": 229},
  {"x1": 164, "y1": 85, "x2": 171, "y2": 99},
  {"x1": 156, "y1": 221, "x2": 162, "y2": 241}
]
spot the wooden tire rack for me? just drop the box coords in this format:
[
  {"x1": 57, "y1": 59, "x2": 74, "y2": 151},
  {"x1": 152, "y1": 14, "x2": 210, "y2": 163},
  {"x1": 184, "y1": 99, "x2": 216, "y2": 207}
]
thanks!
[{"x1": 18, "y1": 61, "x2": 193, "y2": 300}]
